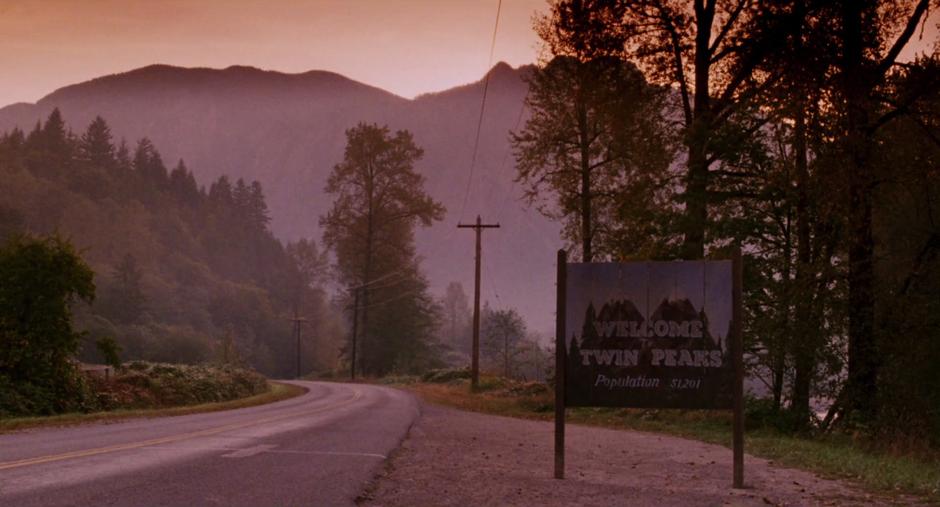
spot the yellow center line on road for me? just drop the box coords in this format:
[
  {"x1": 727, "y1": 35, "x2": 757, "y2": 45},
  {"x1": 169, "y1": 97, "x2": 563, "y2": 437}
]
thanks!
[{"x1": 0, "y1": 388, "x2": 363, "y2": 471}]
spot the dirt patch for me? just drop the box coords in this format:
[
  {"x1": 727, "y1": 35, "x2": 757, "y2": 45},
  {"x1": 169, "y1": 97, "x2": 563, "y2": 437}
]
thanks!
[{"x1": 363, "y1": 403, "x2": 921, "y2": 507}]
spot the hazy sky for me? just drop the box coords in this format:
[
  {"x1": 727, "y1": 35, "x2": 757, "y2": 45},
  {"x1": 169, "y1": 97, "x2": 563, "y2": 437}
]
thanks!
[
  {"x1": 1, "y1": 1, "x2": 936, "y2": 108},
  {"x1": 0, "y1": 0, "x2": 547, "y2": 106}
]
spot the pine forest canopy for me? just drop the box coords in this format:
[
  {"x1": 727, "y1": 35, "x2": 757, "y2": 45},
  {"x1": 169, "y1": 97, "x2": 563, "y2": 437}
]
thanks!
[{"x1": 0, "y1": 109, "x2": 344, "y2": 378}]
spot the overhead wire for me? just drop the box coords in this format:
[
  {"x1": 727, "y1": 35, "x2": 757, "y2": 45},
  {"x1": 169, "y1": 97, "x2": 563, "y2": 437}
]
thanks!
[
  {"x1": 349, "y1": 0, "x2": 506, "y2": 314},
  {"x1": 457, "y1": 0, "x2": 503, "y2": 223},
  {"x1": 493, "y1": 86, "x2": 531, "y2": 224}
]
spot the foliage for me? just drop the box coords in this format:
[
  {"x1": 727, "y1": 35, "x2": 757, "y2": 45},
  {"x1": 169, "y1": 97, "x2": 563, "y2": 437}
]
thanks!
[
  {"x1": 514, "y1": 9, "x2": 675, "y2": 261},
  {"x1": 421, "y1": 367, "x2": 472, "y2": 384},
  {"x1": 95, "y1": 335, "x2": 122, "y2": 369},
  {"x1": 529, "y1": 0, "x2": 940, "y2": 443},
  {"x1": 438, "y1": 281, "x2": 471, "y2": 361},
  {"x1": 94, "y1": 361, "x2": 267, "y2": 410},
  {"x1": 0, "y1": 110, "x2": 346, "y2": 378},
  {"x1": 0, "y1": 234, "x2": 97, "y2": 416},
  {"x1": 321, "y1": 123, "x2": 446, "y2": 377},
  {"x1": 480, "y1": 305, "x2": 527, "y2": 378}
]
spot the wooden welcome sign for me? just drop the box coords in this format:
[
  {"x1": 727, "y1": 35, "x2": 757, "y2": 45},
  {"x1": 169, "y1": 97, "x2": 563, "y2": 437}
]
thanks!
[{"x1": 554, "y1": 249, "x2": 744, "y2": 488}]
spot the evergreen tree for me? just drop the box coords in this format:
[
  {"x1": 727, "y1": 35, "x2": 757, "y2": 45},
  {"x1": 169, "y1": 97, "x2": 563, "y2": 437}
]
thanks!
[
  {"x1": 79, "y1": 116, "x2": 115, "y2": 171},
  {"x1": 133, "y1": 138, "x2": 168, "y2": 192},
  {"x1": 209, "y1": 175, "x2": 234, "y2": 207},
  {"x1": 108, "y1": 253, "x2": 146, "y2": 324},
  {"x1": 169, "y1": 159, "x2": 200, "y2": 206},
  {"x1": 27, "y1": 109, "x2": 72, "y2": 179}
]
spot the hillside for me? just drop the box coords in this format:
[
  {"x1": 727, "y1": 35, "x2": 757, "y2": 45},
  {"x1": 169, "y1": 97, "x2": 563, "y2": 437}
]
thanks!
[
  {"x1": 0, "y1": 63, "x2": 561, "y2": 330},
  {"x1": 0, "y1": 112, "x2": 344, "y2": 377}
]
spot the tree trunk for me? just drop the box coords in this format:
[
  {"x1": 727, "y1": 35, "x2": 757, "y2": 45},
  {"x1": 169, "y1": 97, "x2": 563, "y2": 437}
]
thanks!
[
  {"x1": 682, "y1": 139, "x2": 709, "y2": 260},
  {"x1": 361, "y1": 161, "x2": 376, "y2": 377},
  {"x1": 681, "y1": 1, "x2": 715, "y2": 261},
  {"x1": 775, "y1": 209, "x2": 792, "y2": 413},
  {"x1": 791, "y1": 101, "x2": 815, "y2": 421},
  {"x1": 577, "y1": 97, "x2": 593, "y2": 262},
  {"x1": 350, "y1": 288, "x2": 360, "y2": 380},
  {"x1": 504, "y1": 331, "x2": 510, "y2": 378},
  {"x1": 841, "y1": 1, "x2": 878, "y2": 419}
]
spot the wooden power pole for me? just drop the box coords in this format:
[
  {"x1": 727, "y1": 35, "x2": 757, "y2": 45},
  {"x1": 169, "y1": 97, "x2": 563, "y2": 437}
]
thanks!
[
  {"x1": 350, "y1": 288, "x2": 360, "y2": 380},
  {"x1": 288, "y1": 313, "x2": 308, "y2": 379},
  {"x1": 457, "y1": 215, "x2": 500, "y2": 390}
]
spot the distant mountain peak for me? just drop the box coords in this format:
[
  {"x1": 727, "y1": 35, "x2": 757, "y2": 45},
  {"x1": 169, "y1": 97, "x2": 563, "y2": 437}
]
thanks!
[{"x1": 488, "y1": 61, "x2": 513, "y2": 75}]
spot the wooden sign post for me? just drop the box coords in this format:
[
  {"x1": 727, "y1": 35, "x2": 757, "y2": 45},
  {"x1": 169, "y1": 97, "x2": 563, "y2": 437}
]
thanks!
[
  {"x1": 554, "y1": 249, "x2": 567, "y2": 480},
  {"x1": 554, "y1": 248, "x2": 745, "y2": 488}
]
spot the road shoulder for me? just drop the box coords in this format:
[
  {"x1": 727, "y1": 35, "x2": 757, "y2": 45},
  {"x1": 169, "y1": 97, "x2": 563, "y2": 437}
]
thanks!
[{"x1": 362, "y1": 402, "x2": 918, "y2": 507}]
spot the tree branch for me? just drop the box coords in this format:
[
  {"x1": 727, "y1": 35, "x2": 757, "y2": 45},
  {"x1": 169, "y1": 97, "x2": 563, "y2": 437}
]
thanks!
[{"x1": 876, "y1": 0, "x2": 931, "y2": 78}]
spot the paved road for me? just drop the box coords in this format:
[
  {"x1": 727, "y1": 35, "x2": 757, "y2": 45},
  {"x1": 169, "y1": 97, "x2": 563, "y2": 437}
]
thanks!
[{"x1": 0, "y1": 381, "x2": 418, "y2": 507}]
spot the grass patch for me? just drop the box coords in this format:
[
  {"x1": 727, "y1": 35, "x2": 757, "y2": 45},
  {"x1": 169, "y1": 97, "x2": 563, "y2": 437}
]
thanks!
[
  {"x1": 0, "y1": 381, "x2": 305, "y2": 433},
  {"x1": 404, "y1": 379, "x2": 940, "y2": 502}
]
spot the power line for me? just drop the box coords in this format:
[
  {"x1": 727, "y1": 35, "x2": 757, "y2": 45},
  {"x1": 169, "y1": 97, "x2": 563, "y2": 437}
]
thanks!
[
  {"x1": 458, "y1": 0, "x2": 503, "y2": 222},
  {"x1": 347, "y1": 270, "x2": 405, "y2": 291},
  {"x1": 483, "y1": 257, "x2": 502, "y2": 306},
  {"x1": 494, "y1": 87, "x2": 531, "y2": 224}
]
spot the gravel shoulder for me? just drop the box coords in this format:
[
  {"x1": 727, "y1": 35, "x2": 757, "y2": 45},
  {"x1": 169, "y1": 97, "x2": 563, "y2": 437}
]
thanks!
[{"x1": 362, "y1": 402, "x2": 920, "y2": 507}]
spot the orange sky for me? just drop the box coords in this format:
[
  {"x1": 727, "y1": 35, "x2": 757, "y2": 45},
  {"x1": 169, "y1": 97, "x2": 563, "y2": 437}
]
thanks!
[
  {"x1": 0, "y1": 0, "x2": 547, "y2": 106},
  {"x1": 0, "y1": 0, "x2": 936, "y2": 107}
]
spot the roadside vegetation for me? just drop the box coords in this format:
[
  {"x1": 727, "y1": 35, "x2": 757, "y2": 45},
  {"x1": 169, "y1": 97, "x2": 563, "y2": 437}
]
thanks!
[
  {"x1": 0, "y1": 232, "x2": 297, "y2": 422},
  {"x1": 393, "y1": 369, "x2": 940, "y2": 502},
  {"x1": 0, "y1": 380, "x2": 302, "y2": 434},
  {"x1": 88, "y1": 361, "x2": 268, "y2": 410},
  {"x1": 0, "y1": 359, "x2": 281, "y2": 422}
]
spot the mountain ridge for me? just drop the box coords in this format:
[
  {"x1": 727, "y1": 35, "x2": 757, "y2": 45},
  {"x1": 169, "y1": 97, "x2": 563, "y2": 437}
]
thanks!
[{"x1": 0, "y1": 62, "x2": 560, "y2": 331}]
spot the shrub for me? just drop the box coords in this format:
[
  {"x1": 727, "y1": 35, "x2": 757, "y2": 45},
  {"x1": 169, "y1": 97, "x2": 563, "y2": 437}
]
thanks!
[
  {"x1": 103, "y1": 361, "x2": 267, "y2": 408},
  {"x1": 421, "y1": 367, "x2": 472, "y2": 384},
  {"x1": 0, "y1": 234, "x2": 96, "y2": 417}
]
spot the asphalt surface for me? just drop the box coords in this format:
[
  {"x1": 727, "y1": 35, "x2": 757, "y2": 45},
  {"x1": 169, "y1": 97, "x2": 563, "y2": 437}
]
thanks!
[{"x1": 0, "y1": 381, "x2": 419, "y2": 507}]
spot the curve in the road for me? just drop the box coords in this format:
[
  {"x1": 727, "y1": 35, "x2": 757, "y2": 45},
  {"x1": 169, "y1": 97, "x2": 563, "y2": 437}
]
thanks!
[
  {"x1": 0, "y1": 386, "x2": 362, "y2": 471},
  {"x1": 0, "y1": 381, "x2": 418, "y2": 507}
]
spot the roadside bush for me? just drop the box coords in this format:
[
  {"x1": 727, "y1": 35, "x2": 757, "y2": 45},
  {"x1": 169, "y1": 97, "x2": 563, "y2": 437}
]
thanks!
[
  {"x1": 421, "y1": 367, "x2": 471, "y2": 384},
  {"x1": 0, "y1": 234, "x2": 97, "y2": 417},
  {"x1": 745, "y1": 397, "x2": 811, "y2": 433},
  {"x1": 378, "y1": 375, "x2": 419, "y2": 385},
  {"x1": 477, "y1": 375, "x2": 510, "y2": 391},
  {"x1": 76, "y1": 361, "x2": 268, "y2": 412},
  {"x1": 104, "y1": 361, "x2": 267, "y2": 408}
]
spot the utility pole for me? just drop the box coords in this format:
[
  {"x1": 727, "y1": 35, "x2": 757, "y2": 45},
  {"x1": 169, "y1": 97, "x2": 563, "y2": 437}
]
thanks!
[
  {"x1": 457, "y1": 215, "x2": 500, "y2": 390},
  {"x1": 288, "y1": 313, "x2": 308, "y2": 379},
  {"x1": 350, "y1": 288, "x2": 360, "y2": 380}
]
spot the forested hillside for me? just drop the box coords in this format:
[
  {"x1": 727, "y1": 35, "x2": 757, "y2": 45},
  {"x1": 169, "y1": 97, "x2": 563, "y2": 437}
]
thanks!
[{"x1": 0, "y1": 109, "x2": 343, "y2": 377}]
